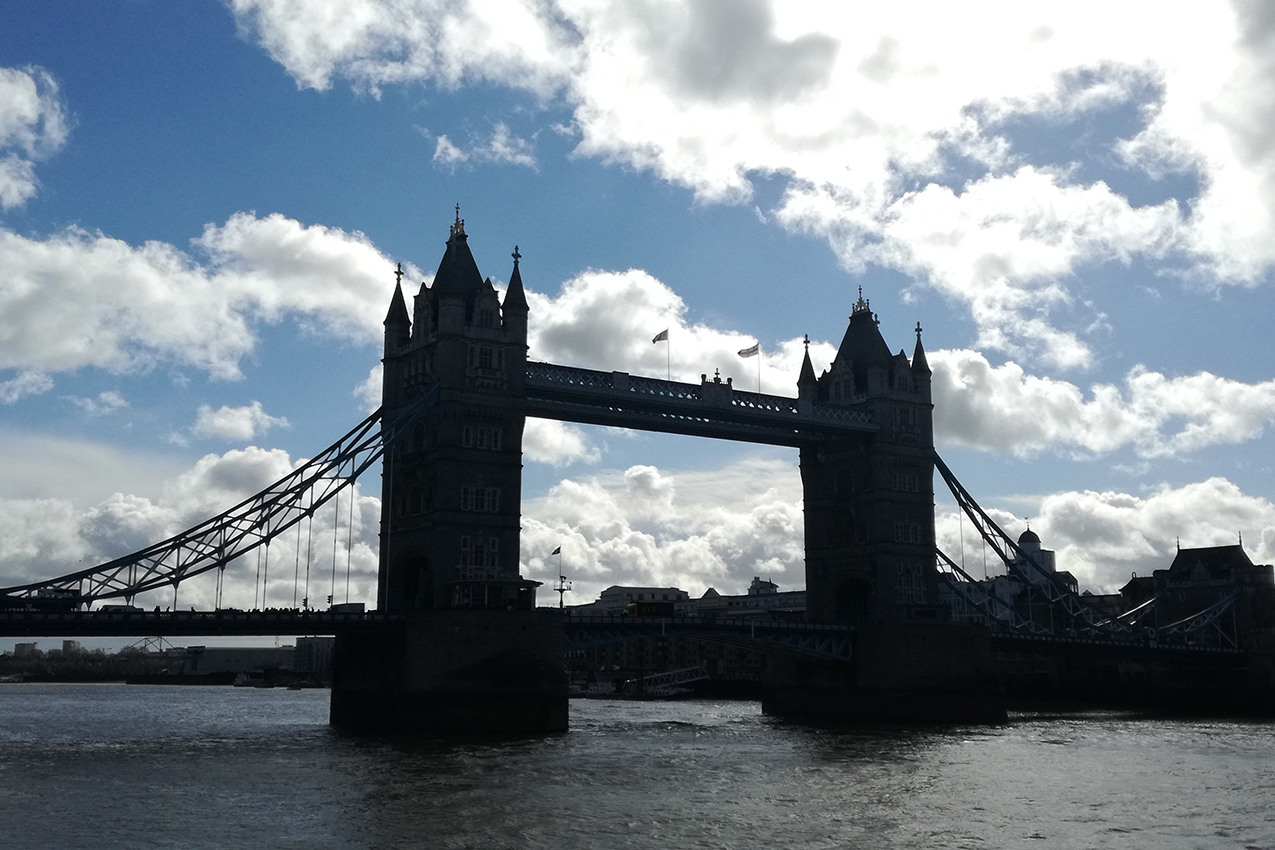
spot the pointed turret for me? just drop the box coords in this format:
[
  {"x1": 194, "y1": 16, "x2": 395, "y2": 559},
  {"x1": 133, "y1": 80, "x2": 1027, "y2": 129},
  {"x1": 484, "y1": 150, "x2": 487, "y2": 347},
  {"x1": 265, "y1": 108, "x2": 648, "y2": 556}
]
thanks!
[
  {"x1": 797, "y1": 334, "x2": 818, "y2": 402},
  {"x1": 911, "y1": 322, "x2": 930, "y2": 375},
  {"x1": 503, "y1": 246, "x2": 529, "y2": 314},
  {"x1": 384, "y1": 264, "x2": 411, "y2": 356},
  {"x1": 385, "y1": 282, "x2": 409, "y2": 327},
  {"x1": 502, "y1": 245, "x2": 529, "y2": 352}
]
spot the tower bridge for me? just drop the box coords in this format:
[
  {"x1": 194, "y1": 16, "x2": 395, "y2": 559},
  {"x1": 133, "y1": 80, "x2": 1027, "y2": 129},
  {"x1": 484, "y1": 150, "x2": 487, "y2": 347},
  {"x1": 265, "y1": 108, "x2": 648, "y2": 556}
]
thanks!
[{"x1": 3, "y1": 215, "x2": 1272, "y2": 729}]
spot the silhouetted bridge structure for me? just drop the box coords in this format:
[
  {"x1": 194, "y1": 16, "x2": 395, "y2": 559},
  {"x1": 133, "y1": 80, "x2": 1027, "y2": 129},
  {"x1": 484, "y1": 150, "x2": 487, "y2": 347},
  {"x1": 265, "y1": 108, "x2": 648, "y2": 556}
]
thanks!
[
  {"x1": 0, "y1": 375, "x2": 1237, "y2": 653},
  {"x1": 2, "y1": 222, "x2": 1268, "y2": 728}
]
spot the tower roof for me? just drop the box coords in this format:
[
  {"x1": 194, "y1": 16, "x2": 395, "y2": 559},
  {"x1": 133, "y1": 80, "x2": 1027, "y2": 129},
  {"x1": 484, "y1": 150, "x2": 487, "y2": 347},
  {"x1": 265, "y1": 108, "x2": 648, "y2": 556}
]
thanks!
[
  {"x1": 430, "y1": 211, "x2": 487, "y2": 300},
  {"x1": 384, "y1": 281, "x2": 409, "y2": 327},
  {"x1": 1166, "y1": 544, "x2": 1255, "y2": 579},
  {"x1": 834, "y1": 289, "x2": 893, "y2": 366}
]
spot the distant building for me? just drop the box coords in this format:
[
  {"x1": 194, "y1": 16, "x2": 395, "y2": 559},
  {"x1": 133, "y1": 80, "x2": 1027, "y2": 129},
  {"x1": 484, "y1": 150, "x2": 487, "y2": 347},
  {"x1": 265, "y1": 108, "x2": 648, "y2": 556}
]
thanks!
[
  {"x1": 682, "y1": 577, "x2": 806, "y2": 618},
  {"x1": 13, "y1": 642, "x2": 38, "y2": 658},
  {"x1": 565, "y1": 578, "x2": 805, "y2": 686},
  {"x1": 1121, "y1": 544, "x2": 1275, "y2": 646},
  {"x1": 294, "y1": 636, "x2": 335, "y2": 679},
  {"x1": 182, "y1": 646, "x2": 295, "y2": 676},
  {"x1": 61, "y1": 640, "x2": 81, "y2": 654},
  {"x1": 939, "y1": 530, "x2": 1079, "y2": 628},
  {"x1": 568, "y1": 577, "x2": 804, "y2": 619}
]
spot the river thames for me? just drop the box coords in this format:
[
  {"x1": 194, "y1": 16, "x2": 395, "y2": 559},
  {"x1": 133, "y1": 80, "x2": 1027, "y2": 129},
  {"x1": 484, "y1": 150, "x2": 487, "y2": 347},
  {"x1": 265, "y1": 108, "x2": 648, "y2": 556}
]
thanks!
[{"x1": 0, "y1": 683, "x2": 1272, "y2": 849}]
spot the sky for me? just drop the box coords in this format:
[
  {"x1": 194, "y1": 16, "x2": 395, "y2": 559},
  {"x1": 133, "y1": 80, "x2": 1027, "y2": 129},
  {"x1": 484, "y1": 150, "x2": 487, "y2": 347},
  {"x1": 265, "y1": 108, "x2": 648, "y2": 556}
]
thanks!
[{"x1": 3, "y1": 0, "x2": 1275, "y2": 631}]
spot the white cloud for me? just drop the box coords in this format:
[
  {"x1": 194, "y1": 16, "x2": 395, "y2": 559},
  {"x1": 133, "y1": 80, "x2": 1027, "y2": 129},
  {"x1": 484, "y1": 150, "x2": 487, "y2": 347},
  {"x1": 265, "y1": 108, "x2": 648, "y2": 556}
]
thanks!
[
  {"x1": 232, "y1": 0, "x2": 1275, "y2": 368},
  {"x1": 192, "y1": 401, "x2": 290, "y2": 441},
  {"x1": 433, "y1": 134, "x2": 467, "y2": 164},
  {"x1": 522, "y1": 418, "x2": 601, "y2": 466},
  {"x1": 66, "y1": 390, "x2": 128, "y2": 416},
  {"x1": 931, "y1": 348, "x2": 1275, "y2": 458},
  {"x1": 0, "y1": 66, "x2": 68, "y2": 209},
  {"x1": 432, "y1": 122, "x2": 536, "y2": 168},
  {"x1": 0, "y1": 370, "x2": 52, "y2": 403},
  {"x1": 0, "y1": 213, "x2": 406, "y2": 380},
  {"x1": 520, "y1": 457, "x2": 805, "y2": 601},
  {"x1": 229, "y1": 0, "x2": 576, "y2": 95},
  {"x1": 355, "y1": 364, "x2": 382, "y2": 413}
]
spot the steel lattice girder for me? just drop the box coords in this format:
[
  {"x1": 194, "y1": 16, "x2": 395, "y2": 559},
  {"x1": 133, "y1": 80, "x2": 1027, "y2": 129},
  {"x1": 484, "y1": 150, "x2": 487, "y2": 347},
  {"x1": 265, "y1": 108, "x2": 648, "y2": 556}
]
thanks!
[{"x1": 0, "y1": 387, "x2": 440, "y2": 605}]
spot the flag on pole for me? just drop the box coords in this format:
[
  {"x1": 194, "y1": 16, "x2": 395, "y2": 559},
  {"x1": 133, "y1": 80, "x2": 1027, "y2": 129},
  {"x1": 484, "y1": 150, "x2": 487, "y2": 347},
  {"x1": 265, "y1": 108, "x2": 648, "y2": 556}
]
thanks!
[
  {"x1": 551, "y1": 546, "x2": 561, "y2": 555},
  {"x1": 737, "y1": 343, "x2": 759, "y2": 357},
  {"x1": 652, "y1": 329, "x2": 669, "y2": 343}
]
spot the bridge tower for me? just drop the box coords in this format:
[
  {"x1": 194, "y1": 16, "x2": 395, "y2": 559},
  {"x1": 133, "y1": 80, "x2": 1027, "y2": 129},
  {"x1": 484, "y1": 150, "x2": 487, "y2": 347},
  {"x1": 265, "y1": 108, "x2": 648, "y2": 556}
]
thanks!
[
  {"x1": 799, "y1": 292, "x2": 937, "y2": 624},
  {"x1": 378, "y1": 213, "x2": 539, "y2": 612},
  {"x1": 331, "y1": 215, "x2": 566, "y2": 735}
]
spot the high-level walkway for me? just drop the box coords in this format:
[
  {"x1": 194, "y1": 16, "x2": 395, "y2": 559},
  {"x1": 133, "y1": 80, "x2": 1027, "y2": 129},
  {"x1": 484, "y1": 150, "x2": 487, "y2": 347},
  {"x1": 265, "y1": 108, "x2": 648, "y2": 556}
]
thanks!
[{"x1": 524, "y1": 362, "x2": 874, "y2": 445}]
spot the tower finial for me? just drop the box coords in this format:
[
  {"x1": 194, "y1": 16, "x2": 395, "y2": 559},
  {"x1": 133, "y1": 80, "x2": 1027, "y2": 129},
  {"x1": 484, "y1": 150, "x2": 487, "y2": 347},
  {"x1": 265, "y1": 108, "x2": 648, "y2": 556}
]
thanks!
[
  {"x1": 455, "y1": 203, "x2": 460, "y2": 225},
  {"x1": 852, "y1": 286, "x2": 871, "y2": 316},
  {"x1": 916, "y1": 321, "x2": 923, "y2": 339},
  {"x1": 450, "y1": 204, "x2": 466, "y2": 239},
  {"x1": 512, "y1": 245, "x2": 521, "y2": 266},
  {"x1": 394, "y1": 262, "x2": 403, "y2": 286},
  {"x1": 803, "y1": 333, "x2": 810, "y2": 350}
]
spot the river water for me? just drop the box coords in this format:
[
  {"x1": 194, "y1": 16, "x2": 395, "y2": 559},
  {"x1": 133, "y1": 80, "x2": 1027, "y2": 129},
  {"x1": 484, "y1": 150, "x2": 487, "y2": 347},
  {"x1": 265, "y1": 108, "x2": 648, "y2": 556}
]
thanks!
[{"x1": 0, "y1": 683, "x2": 1272, "y2": 849}]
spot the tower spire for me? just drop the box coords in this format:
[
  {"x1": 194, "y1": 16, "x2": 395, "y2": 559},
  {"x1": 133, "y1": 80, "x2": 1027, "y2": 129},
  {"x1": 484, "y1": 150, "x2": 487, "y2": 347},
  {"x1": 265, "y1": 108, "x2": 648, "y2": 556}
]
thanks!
[
  {"x1": 503, "y1": 244, "x2": 529, "y2": 315},
  {"x1": 798, "y1": 333, "x2": 817, "y2": 396},
  {"x1": 450, "y1": 204, "x2": 466, "y2": 240},
  {"x1": 911, "y1": 320, "x2": 930, "y2": 375}
]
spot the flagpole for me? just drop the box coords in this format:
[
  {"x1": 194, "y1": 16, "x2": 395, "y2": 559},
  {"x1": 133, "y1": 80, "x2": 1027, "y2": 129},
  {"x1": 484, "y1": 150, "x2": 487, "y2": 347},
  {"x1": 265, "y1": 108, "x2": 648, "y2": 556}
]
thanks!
[
  {"x1": 737, "y1": 340, "x2": 760, "y2": 391},
  {"x1": 652, "y1": 329, "x2": 671, "y2": 381}
]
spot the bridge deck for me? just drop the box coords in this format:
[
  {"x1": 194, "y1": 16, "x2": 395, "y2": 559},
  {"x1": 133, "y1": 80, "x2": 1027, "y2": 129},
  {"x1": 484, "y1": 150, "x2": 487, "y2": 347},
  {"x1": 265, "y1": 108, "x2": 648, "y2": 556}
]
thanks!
[{"x1": 0, "y1": 609, "x2": 405, "y2": 638}]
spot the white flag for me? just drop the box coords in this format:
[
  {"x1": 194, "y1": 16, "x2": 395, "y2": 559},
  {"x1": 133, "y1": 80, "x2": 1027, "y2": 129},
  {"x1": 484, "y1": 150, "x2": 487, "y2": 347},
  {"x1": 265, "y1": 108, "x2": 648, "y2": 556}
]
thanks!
[
  {"x1": 652, "y1": 329, "x2": 669, "y2": 343},
  {"x1": 737, "y1": 343, "x2": 759, "y2": 357}
]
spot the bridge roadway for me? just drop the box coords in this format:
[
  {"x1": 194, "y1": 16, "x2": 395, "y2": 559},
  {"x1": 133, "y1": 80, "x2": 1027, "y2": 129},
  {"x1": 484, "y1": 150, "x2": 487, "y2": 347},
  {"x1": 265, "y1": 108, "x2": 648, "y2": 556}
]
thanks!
[
  {"x1": 0, "y1": 609, "x2": 853, "y2": 660},
  {"x1": 0, "y1": 609, "x2": 406, "y2": 638}
]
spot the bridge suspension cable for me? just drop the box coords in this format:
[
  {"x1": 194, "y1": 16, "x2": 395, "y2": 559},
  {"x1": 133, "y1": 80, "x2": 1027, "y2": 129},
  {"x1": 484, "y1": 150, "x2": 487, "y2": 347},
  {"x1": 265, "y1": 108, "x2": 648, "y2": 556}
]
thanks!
[
  {"x1": 932, "y1": 451, "x2": 1240, "y2": 648},
  {"x1": 0, "y1": 386, "x2": 439, "y2": 607}
]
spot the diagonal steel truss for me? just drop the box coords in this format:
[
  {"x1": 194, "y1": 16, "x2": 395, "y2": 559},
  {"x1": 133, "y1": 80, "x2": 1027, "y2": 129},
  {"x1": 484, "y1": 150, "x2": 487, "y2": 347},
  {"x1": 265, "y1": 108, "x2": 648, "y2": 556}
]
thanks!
[
  {"x1": 933, "y1": 452, "x2": 1240, "y2": 648},
  {"x1": 0, "y1": 387, "x2": 439, "y2": 606}
]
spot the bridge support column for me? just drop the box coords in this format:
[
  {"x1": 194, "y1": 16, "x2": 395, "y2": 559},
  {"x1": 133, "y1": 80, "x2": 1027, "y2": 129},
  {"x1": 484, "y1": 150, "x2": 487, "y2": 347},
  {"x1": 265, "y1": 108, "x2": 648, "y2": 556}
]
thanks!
[
  {"x1": 762, "y1": 623, "x2": 1006, "y2": 724},
  {"x1": 329, "y1": 609, "x2": 568, "y2": 735}
]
